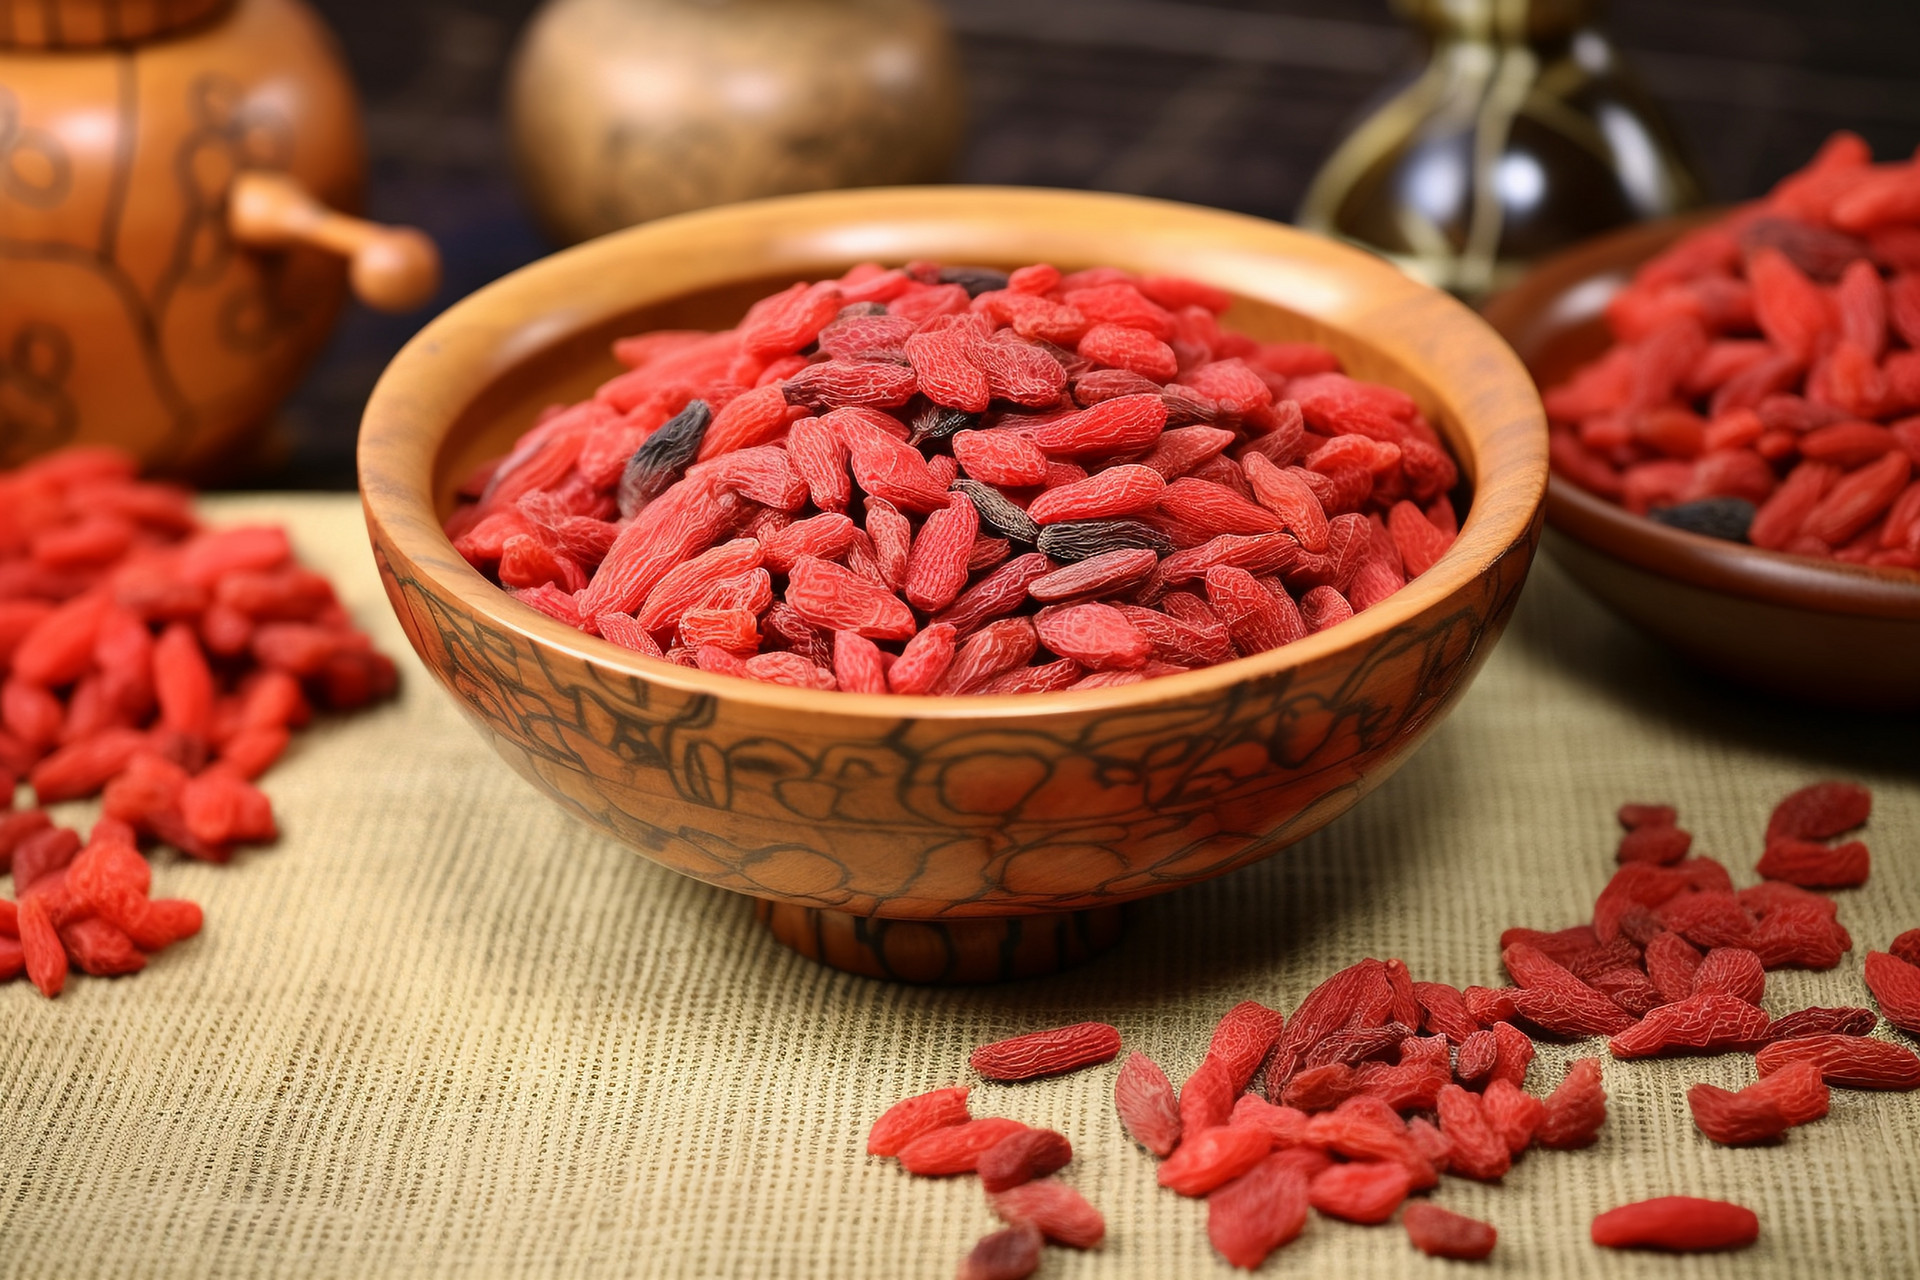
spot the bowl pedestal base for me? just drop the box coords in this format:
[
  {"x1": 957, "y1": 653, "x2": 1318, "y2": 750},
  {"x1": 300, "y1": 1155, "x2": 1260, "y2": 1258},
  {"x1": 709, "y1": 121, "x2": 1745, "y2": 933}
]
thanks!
[{"x1": 755, "y1": 901, "x2": 1126, "y2": 983}]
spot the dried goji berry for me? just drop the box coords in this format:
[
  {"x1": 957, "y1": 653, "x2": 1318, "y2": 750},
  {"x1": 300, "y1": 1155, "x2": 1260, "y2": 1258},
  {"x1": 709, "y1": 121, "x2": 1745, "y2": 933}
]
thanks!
[
  {"x1": 896, "y1": 1117, "x2": 1028, "y2": 1176},
  {"x1": 1403, "y1": 1202, "x2": 1498, "y2": 1260},
  {"x1": 1866, "y1": 949, "x2": 1920, "y2": 1035},
  {"x1": 1590, "y1": 1197, "x2": 1759, "y2": 1252},
  {"x1": 1766, "y1": 782, "x2": 1873, "y2": 840},
  {"x1": 1157, "y1": 1125, "x2": 1271, "y2": 1196},
  {"x1": 1535, "y1": 1057, "x2": 1607, "y2": 1149},
  {"x1": 989, "y1": 1179, "x2": 1105, "y2": 1249},
  {"x1": 1609, "y1": 991, "x2": 1770, "y2": 1059},
  {"x1": 970, "y1": 1022, "x2": 1122, "y2": 1082},
  {"x1": 1169, "y1": 1057, "x2": 1232, "y2": 1140},
  {"x1": 1691, "y1": 947, "x2": 1767, "y2": 1005},
  {"x1": 1033, "y1": 603, "x2": 1150, "y2": 672},
  {"x1": 956, "y1": 1223, "x2": 1041, "y2": 1280},
  {"x1": 1114, "y1": 1051, "x2": 1181, "y2": 1157},
  {"x1": 1305, "y1": 1161, "x2": 1409, "y2": 1224},
  {"x1": 1434, "y1": 1084, "x2": 1509, "y2": 1181},
  {"x1": 16, "y1": 894, "x2": 67, "y2": 997},
  {"x1": 977, "y1": 1128, "x2": 1072, "y2": 1192},
  {"x1": 1618, "y1": 823, "x2": 1693, "y2": 865},
  {"x1": 1206, "y1": 1151, "x2": 1309, "y2": 1269}
]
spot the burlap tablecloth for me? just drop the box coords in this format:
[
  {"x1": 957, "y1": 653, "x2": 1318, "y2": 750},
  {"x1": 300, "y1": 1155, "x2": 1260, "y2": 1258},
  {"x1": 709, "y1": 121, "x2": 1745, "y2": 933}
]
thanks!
[{"x1": 2, "y1": 495, "x2": 1915, "y2": 1279}]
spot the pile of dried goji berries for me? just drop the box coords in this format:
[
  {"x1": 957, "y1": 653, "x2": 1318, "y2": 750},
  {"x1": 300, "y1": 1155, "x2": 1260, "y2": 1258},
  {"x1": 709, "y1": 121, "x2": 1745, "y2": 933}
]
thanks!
[
  {"x1": 0, "y1": 447, "x2": 396, "y2": 998},
  {"x1": 1546, "y1": 131, "x2": 1920, "y2": 570},
  {"x1": 869, "y1": 779, "x2": 1916, "y2": 1274},
  {"x1": 446, "y1": 262, "x2": 1463, "y2": 693}
]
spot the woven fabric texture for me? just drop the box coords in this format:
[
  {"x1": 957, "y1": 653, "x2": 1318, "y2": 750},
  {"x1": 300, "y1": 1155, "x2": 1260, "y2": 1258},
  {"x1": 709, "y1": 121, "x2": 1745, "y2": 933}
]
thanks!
[{"x1": 2, "y1": 495, "x2": 1915, "y2": 1279}]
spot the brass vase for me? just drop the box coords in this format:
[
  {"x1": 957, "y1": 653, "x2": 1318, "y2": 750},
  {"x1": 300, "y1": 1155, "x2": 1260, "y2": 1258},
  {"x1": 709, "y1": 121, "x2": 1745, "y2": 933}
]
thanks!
[
  {"x1": 1298, "y1": 0, "x2": 1704, "y2": 300},
  {"x1": 505, "y1": 0, "x2": 966, "y2": 246}
]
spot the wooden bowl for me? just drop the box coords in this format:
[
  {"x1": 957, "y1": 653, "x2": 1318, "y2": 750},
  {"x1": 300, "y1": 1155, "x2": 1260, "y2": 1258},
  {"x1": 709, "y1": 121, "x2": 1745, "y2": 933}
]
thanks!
[
  {"x1": 1481, "y1": 217, "x2": 1920, "y2": 711},
  {"x1": 359, "y1": 187, "x2": 1547, "y2": 982}
]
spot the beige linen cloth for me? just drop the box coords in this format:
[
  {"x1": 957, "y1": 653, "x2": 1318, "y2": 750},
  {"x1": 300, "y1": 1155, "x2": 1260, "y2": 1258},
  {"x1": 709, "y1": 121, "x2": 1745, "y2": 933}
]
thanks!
[{"x1": 1, "y1": 494, "x2": 1915, "y2": 1279}]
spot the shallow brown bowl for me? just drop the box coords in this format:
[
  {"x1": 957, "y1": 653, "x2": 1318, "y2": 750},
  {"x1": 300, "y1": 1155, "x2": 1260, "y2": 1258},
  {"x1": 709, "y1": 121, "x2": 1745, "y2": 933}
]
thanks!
[
  {"x1": 1482, "y1": 217, "x2": 1920, "y2": 711},
  {"x1": 359, "y1": 187, "x2": 1547, "y2": 982}
]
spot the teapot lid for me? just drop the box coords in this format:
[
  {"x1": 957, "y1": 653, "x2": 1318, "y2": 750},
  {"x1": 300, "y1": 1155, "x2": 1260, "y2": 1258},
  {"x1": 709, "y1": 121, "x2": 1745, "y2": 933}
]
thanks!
[{"x1": 1, "y1": 0, "x2": 234, "y2": 47}]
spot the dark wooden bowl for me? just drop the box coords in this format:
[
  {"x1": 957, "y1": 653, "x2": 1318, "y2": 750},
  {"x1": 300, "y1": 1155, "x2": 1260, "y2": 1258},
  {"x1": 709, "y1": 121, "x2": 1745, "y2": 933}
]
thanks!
[
  {"x1": 1481, "y1": 217, "x2": 1920, "y2": 711},
  {"x1": 359, "y1": 187, "x2": 1548, "y2": 982}
]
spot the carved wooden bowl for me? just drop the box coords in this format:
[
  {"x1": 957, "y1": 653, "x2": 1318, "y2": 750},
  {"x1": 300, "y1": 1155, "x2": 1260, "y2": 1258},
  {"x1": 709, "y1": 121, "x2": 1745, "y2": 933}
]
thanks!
[
  {"x1": 359, "y1": 188, "x2": 1548, "y2": 982},
  {"x1": 1481, "y1": 217, "x2": 1920, "y2": 711}
]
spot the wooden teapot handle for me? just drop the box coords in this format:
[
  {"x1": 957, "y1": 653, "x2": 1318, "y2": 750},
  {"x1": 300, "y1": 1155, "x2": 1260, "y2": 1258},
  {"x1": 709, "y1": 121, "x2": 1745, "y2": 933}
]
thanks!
[{"x1": 228, "y1": 171, "x2": 441, "y2": 313}]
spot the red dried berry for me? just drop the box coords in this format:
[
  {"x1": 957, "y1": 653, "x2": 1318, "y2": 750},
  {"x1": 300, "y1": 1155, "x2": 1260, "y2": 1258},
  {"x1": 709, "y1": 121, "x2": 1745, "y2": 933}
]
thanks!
[
  {"x1": 1480, "y1": 1077, "x2": 1545, "y2": 1154},
  {"x1": 1535, "y1": 1057, "x2": 1607, "y2": 1150},
  {"x1": 1307, "y1": 1160, "x2": 1411, "y2": 1224},
  {"x1": 1404, "y1": 1202, "x2": 1498, "y2": 1260},
  {"x1": 1618, "y1": 823, "x2": 1693, "y2": 865},
  {"x1": 1033, "y1": 603, "x2": 1151, "y2": 672},
  {"x1": 1756, "y1": 837, "x2": 1871, "y2": 888},
  {"x1": 1755, "y1": 1034, "x2": 1920, "y2": 1090},
  {"x1": 1686, "y1": 1081, "x2": 1791, "y2": 1145},
  {"x1": 904, "y1": 326, "x2": 990, "y2": 413},
  {"x1": 1744, "y1": 1059, "x2": 1832, "y2": 1125},
  {"x1": 1206, "y1": 1152, "x2": 1310, "y2": 1269},
  {"x1": 896, "y1": 1117, "x2": 1028, "y2": 1176},
  {"x1": 936, "y1": 619, "x2": 1037, "y2": 695},
  {"x1": 1502, "y1": 942, "x2": 1638, "y2": 1036},
  {"x1": 16, "y1": 894, "x2": 67, "y2": 998},
  {"x1": 970, "y1": 1022, "x2": 1122, "y2": 1082},
  {"x1": 1434, "y1": 1084, "x2": 1509, "y2": 1181},
  {"x1": 785, "y1": 556, "x2": 916, "y2": 641},
  {"x1": 1157, "y1": 1125, "x2": 1272, "y2": 1197},
  {"x1": 1691, "y1": 947, "x2": 1767, "y2": 1005},
  {"x1": 978, "y1": 1128, "x2": 1072, "y2": 1192},
  {"x1": 1114, "y1": 1051, "x2": 1181, "y2": 1157},
  {"x1": 956, "y1": 1223, "x2": 1042, "y2": 1280},
  {"x1": 1205, "y1": 1000, "x2": 1286, "y2": 1091},
  {"x1": 1865, "y1": 949, "x2": 1920, "y2": 1034},
  {"x1": 1609, "y1": 991, "x2": 1770, "y2": 1059},
  {"x1": 1591, "y1": 1197, "x2": 1759, "y2": 1252},
  {"x1": 1892, "y1": 928, "x2": 1920, "y2": 968},
  {"x1": 1764, "y1": 1006, "x2": 1877, "y2": 1042},
  {"x1": 989, "y1": 1179, "x2": 1105, "y2": 1249},
  {"x1": 1618, "y1": 802, "x2": 1678, "y2": 829},
  {"x1": 867, "y1": 1086, "x2": 970, "y2": 1156}
]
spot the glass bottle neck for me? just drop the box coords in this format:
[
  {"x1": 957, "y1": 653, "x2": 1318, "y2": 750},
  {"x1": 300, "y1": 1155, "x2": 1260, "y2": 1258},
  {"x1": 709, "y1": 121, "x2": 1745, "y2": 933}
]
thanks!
[{"x1": 1393, "y1": 0, "x2": 1600, "y2": 44}]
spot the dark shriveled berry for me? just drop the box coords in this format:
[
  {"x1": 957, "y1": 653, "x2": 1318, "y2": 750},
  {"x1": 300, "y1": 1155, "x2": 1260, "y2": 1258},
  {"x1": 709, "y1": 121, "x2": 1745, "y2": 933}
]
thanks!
[
  {"x1": 938, "y1": 265, "x2": 1012, "y2": 297},
  {"x1": 951, "y1": 480, "x2": 1041, "y2": 544},
  {"x1": 1037, "y1": 519, "x2": 1176, "y2": 562},
  {"x1": 1648, "y1": 497, "x2": 1756, "y2": 542},
  {"x1": 909, "y1": 404, "x2": 979, "y2": 448},
  {"x1": 618, "y1": 398, "x2": 711, "y2": 517}
]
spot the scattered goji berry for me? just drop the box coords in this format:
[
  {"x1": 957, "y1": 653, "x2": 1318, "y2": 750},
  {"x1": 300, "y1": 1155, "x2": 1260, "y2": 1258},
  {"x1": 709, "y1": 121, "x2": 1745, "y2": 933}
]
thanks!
[
  {"x1": 1590, "y1": 1196, "x2": 1759, "y2": 1252},
  {"x1": 977, "y1": 1128, "x2": 1073, "y2": 1192},
  {"x1": 867, "y1": 1086, "x2": 970, "y2": 1156},
  {"x1": 970, "y1": 1022, "x2": 1122, "y2": 1082},
  {"x1": 896, "y1": 1117, "x2": 1029, "y2": 1176},
  {"x1": 1157, "y1": 1125, "x2": 1271, "y2": 1196},
  {"x1": 1756, "y1": 1034, "x2": 1920, "y2": 1090},
  {"x1": 956, "y1": 1223, "x2": 1041, "y2": 1280},
  {"x1": 990, "y1": 1179, "x2": 1106, "y2": 1249}
]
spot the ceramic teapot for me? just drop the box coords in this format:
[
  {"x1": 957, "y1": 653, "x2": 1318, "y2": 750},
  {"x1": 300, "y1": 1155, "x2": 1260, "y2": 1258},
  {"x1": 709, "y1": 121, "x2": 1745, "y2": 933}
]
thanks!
[
  {"x1": 0, "y1": 0, "x2": 439, "y2": 474},
  {"x1": 506, "y1": 0, "x2": 965, "y2": 246}
]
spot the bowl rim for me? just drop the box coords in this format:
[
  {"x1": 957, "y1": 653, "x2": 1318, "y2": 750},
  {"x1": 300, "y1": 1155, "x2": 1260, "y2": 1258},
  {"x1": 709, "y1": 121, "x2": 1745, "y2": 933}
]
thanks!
[
  {"x1": 359, "y1": 184, "x2": 1548, "y2": 721},
  {"x1": 1482, "y1": 212, "x2": 1920, "y2": 621},
  {"x1": 1547, "y1": 475, "x2": 1920, "y2": 618}
]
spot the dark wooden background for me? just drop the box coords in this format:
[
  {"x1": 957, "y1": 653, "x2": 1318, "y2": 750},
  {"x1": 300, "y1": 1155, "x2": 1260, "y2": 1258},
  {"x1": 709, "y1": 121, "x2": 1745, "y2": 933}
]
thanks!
[{"x1": 277, "y1": 0, "x2": 1920, "y2": 488}]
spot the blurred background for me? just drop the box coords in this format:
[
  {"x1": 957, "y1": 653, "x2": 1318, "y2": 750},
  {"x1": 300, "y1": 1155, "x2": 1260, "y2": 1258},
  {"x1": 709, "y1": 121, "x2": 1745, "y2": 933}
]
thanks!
[{"x1": 273, "y1": 0, "x2": 1920, "y2": 489}]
